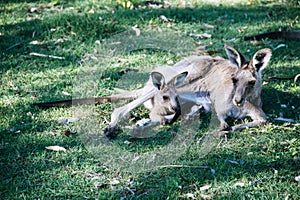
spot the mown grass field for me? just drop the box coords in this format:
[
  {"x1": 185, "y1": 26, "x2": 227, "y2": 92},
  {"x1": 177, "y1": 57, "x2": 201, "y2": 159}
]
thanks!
[{"x1": 1, "y1": 0, "x2": 300, "y2": 199}]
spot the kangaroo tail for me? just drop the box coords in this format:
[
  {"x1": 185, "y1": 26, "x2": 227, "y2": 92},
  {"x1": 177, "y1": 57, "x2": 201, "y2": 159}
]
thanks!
[{"x1": 32, "y1": 88, "x2": 145, "y2": 108}]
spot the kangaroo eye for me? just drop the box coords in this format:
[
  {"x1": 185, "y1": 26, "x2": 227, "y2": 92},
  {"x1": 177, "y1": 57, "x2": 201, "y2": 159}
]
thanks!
[
  {"x1": 248, "y1": 80, "x2": 256, "y2": 86},
  {"x1": 162, "y1": 96, "x2": 169, "y2": 101},
  {"x1": 232, "y1": 78, "x2": 238, "y2": 84}
]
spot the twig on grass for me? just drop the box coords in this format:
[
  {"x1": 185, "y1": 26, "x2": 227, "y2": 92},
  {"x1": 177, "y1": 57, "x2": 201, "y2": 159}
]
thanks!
[
  {"x1": 156, "y1": 164, "x2": 210, "y2": 169},
  {"x1": 6, "y1": 42, "x2": 24, "y2": 51},
  {"x1": 267, "y1": 74, "x2": 300, "y2": 83},
  {"x1": 29, "y1": 52, "x2": 65, "y2": 60},
  {"x1": 178, "y1": 170, "x2": 192, "y2": 183},
  {"x1": 274, "y1": 117, "x2": 295, "y2": 123},
  {"x1": 268, "y1": 76, "x2": 293, "y2": 81}
]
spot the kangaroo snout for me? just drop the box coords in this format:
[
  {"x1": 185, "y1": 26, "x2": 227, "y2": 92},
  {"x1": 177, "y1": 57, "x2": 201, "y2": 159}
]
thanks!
[
  {"x1": 170, "y1": 101, "x2": 180, "y2": 112},
  {"x1": 233, "y1": 95, "x2": 245, "y2": 107}
]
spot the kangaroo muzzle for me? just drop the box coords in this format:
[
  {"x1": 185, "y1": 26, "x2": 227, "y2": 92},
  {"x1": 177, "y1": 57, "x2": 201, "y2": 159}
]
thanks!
[{"x1": 233, "y1": 95, "x2": 245, "y2": 107}]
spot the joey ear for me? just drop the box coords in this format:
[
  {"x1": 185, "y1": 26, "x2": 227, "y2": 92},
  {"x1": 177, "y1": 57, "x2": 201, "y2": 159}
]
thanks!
[
  {"x1": 224, "y1": 44, "x2": 247, "y2": 68},
  {"x1": 151, "y1": 72, "x2": 165, "y2": 90},
  {"x1": 173, "y1": 72, "x2": 188, "y2": 87},
  {"x1": 252, "y1": 48, "x2": 272, "y2": 72}
]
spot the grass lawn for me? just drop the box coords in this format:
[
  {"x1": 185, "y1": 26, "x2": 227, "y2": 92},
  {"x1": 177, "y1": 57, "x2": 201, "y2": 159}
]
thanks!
[{"x1": 1, "y1": 0, "x2": 300, "y2": 199}]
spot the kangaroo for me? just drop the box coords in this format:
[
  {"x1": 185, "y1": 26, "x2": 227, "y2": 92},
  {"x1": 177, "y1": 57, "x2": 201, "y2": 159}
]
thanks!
[
  {"x1": 177, "y1": 44, "x2": 272, "y2": 131},
  {"x1": 103, "y1": 56, "x2": 218, "y2": 138},
  {"x1": 105, "y1": 44, "x2": 272, "y2": 138},
  {"x1": 104, "y1": 67, "x2": 188, "y2": 139},
  {"x1": 34, "y1": 44, "x2": 271, "y2": 137}
]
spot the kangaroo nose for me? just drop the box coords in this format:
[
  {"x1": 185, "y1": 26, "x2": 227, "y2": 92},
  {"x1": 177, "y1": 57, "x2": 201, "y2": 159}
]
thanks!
[
  {"x1": 171, "y1": 104, "x2": 178, "y2": 111},
  {"x1": 171, "y1": 98, "x2": 180, "y2": 111},
  {"x1": 234, "y1": 97, "x2": 244, "y2": 106}
]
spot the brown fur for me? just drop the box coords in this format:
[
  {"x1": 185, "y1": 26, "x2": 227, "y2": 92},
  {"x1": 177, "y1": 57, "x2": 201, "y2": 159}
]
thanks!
[{"x1": 177, "y1": 44, "x2": 272, "y2": 131}]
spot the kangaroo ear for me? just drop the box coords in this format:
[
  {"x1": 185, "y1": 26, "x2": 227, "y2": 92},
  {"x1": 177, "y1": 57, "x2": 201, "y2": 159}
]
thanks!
[
  {"x1": 174, "y1": 71, "x2": 188, "y2": 87},
  {"x1": 224, "y1": 44, "x2": 247, "y2": 68},
  {"x1": 151, "y1": 72, "x2": 165, "y2": 90},
  {"x1": 252, "y1": 48, "x2": 272, "y2": 72}
]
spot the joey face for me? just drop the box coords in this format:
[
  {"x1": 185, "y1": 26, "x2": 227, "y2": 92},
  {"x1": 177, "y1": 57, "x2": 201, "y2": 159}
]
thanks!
[
  {"x1": 151, "y1": 71, "x2": 188, "y2": 115},
  {"x1": 156, "y1": 87, "x2": 180, "y2": 114}
]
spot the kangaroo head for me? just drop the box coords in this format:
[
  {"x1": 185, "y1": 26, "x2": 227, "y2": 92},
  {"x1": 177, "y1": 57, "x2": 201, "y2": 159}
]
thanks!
[
  {"x1": 151, "y1": 71, "x2": 188, "y2": 114},
  {"x1": 224, "y1": 44, "x2": 272, "y2": 107}
]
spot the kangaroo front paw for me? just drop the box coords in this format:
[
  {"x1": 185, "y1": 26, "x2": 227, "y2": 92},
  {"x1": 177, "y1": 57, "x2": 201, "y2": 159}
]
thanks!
[
  {"x1": 131, "y1": 119, "x2": 159, "y2": 138},
  {"x1": 103, "y1": 125, "x2": 120, "y2": 139},
  {"x1": 220, "y1": 122, "x2": 232, "y2": 131}
]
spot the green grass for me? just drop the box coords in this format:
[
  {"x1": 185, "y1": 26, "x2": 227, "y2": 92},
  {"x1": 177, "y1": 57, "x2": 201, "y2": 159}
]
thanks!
[{"x1": 1, "y1": 0, "x2": 300, "y2": 199}]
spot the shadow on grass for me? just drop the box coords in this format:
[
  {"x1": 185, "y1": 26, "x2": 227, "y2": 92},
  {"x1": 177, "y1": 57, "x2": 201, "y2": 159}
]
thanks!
[
  {"x1": 127, "y1": 153, "x2": 300, "y2": 199},
  {"x1": 262, "y1": 84, "x2": 300, "y2": 120},
  {"x1": 1, "y1": 3, "x2": 300, "y2": 70},
  {"x1": 0, "y1": 84, "x2": 299, "y2": 198}
]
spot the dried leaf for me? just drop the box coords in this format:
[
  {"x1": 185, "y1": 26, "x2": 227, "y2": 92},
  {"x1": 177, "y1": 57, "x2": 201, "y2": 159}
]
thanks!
[
  {"x1": 49, "y1": 131, "x2": 56, "y2": 136},
  {"x1": 50, "y1": 26, "x2": 62, "y2": 32},
  {"x1": 201, "y1": 33, "x2": 212, "y2": 38},
  {"x1": 227, "y1": 160, "x2": 239, "y2": 165},
  {"x1": 26, "y1": 112, "x2": 33, "y2": 116},
  {"x1": 203, "y1": 23, "x2": 214, "y2": 29},
  {"x1": 88, "y1": 8, "x2": 95, "y2": 14},
  {"x1": 280, "y1": 141, "x2": 290, "y2": 146},
  {"x1": 238, "y1": 26, "x2": 248, "y2": 33},
  {"x1": 58, "y1": 118, "x2": 78, "y2": 124},
  {"x1": 233, "y1": 182, "x2": 245, "y2": 187},
  {"x1": 93, "y1": 181, "x2": 108, "y2": 189},
  {"x1": 159, "y1": 15, "x2": 168, "y2": 22},
  {"x1": 159, "y1": 15, "x2": 174, "y2": 22},
  {"x1": 183, "y1": 193, "x2": 196, "y2": 199},
  {"x1": 189, "y1": 33, "x2": 212, "y2": 39},
  {"x1": 200, "y1": 184, "x2": 211, "y2": 191},
  {"x1": 29, "y1": 40, "x2": 41, "y2": 45},
  {"x1": 132, "y1": 25, "x2": 141, "y2": 36},
  {"x1": 124, "y1": 140, "x2": 131, "y2": 144},
  {"x1": 166, "y1": 60, "x2": 174, "y2": 65},
  {"x1": 56, "y1": 38, "x2": 67, "y2": 43},
  {"x1": 28, "y1": 7, "x2": 40, "y2": 13},
  {"x1": 110, "y1": 179, "x2": 120, "y2": 185},
  {"x1": 62, "y1": 91, "x2": 71, "y2": 96},
  {"x1": 45, "y1": 145, "x2": 66, "y2": 152},
  {"x1": 198, "y1": 193, "x2": 216, "y2": 200}
]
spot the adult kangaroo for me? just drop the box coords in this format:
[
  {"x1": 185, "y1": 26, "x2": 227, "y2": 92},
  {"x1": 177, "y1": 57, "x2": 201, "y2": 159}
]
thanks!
[{"x1": 179, "y1": 44, "x2": 272, "y2": 131}]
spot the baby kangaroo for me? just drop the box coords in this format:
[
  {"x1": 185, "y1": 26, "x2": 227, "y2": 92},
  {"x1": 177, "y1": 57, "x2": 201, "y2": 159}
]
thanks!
[
  {"x1": 179, "y1": 44, "x2": 272, "y2": 131},
  {"x1": 104, "y1": 67, "x2": 188, "y2": 139}
]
